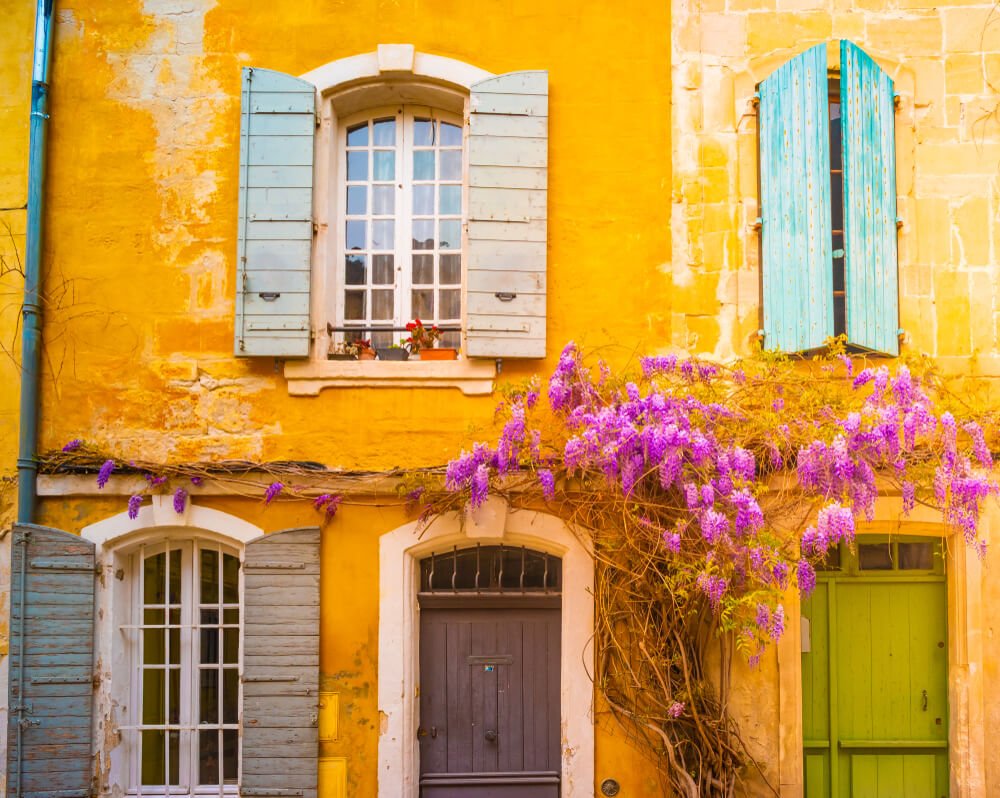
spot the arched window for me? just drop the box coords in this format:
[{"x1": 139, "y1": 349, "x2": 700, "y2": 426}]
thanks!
[
  {"x1": 338, "y1": 108, "x2": 464, "y2": 349},
  {"x1": 419, "y1": 545, "x2": 562, "y2": 593}
]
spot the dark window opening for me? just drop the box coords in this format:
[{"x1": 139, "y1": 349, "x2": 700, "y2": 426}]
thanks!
[
  {"x1": 829, "y1": 79, "x2": 846, "y2": 338},
  {"x1": 420, "y1": 545, "x2": 562, "y2": 593}
]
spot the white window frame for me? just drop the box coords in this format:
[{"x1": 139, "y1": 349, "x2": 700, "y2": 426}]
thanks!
[{"x1": 333, "y1": 106, "x2": 465, "y2": 348}]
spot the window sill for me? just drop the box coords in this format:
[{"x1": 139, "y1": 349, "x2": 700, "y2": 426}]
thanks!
[{"x1": 284, "y1": 358, "x2": 497, "y2": 396}]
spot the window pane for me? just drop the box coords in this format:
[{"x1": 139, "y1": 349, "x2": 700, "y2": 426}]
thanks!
[
  {"x1": 144, "y1": 608, "x2": 164, "y2": 625},
  {"x1": 372, "y1": 185, "x2": 394, "y2": 215},
  {"x1": 440, "y1": 150, "x2": 461, "y2": 180},
  {"x1": 413, "y1": 184, "x2": 434, "y2": 215},
  {"x1": 412, "y1": 254, "x2": 433, "y2": 284},
  {"x1": 223, "y1": 554, "x2": 239, "y2": 604},
  {"x1": 223, "y1": 627, "x2": 239, "y2": 664},
  {"x1": 412, "y1": 289, "x2": 434, "y2": 318},
  {"x1": 141, "y1": 730, "x2": 166, "y2": 785},
  {"x1": 346, "y1": 185, "x2": 366, "y2": 215},
  {"x1": 201, "y1": 608, "x2": 219, "y2": 625},
  {"x1": 859, "y1": 543, "x2": 893, "y2": 570},
  {"x1": 347, "y1": 150, "x2": 367, "y2": 181},
  {"x1": 440, "y1": 254, "x2": 461, "y2": 284},
  {"x1": 169, "y1": 627, "x2": 180, "y2": 665},
  {"x1": 168, "y1": 731, "x2": 180, "y2": 785},
  {"x1": 439, "y1": 184, "x2": 461, "y2": 215},
  {"x1": 440, "y1": 289, "x2": 461, "y2": 319},
  {"x1": 441, "y1": 122, "x2": 462, "y2": 147},
  {"x1": 201, "y1": 549, "x2": 219, "y2": 605},
  {"x1": 441, "y1": 330, "x2": 460, "y2": 349},
  {"x1": 413, "y1": 150, "x2": 435, "y2": 180},
  {"x1": 345, "y1": 255, "x2": 366, "y2": 285},
  {"x1": 200, "y1": 669, "x2": 219, "y2": 723},
  {"x1": 169, "y1": 550, "x2": 181, "y2": 605},
  {"x1": 223, "y1": 607, "x2": 239, "y2": 625},
  {"x1": 413, "y1": 118, "x2": 433, "y2": 146},
  {"x1": 168, "y1": 667, "x2": 180, "y2": 724},
  {"x1": 201, "y1": 627, "x2": 219, "y2": 664},
  {"x1": 373, "y1": 117, "x2": 396, "y2": 146},
  {"x1": 412, "y1": 219, "x2": 434, "y2": 249},
  {"x1": 199, "y1": 730, "x2": 220, "y2": 785},
  {"x1": 223, "y1": 729, "x2": 239, "y2": 782},
  {"x1": 439, "y1": 219, "x2": 461, "y2": 250},
  {"x1": 142, "y1": 669, "x2": 166, "y2": 724},
  {"x1": 372, "y1": 289, "x2": 394, "y2": 320},
  {"x1": 144, "y1": 553, "x2": 165, "y2": 605},
  {"x1": 373, "y1": 254, "x2": 394, "y2": 284},
  {"x1": 346, "y1": 220, "x2": 366, "y2": 251},
  {"x1": 372, "y1": 219, "x2": 394, "y2": 250},
  {"x1": 144, "y1": 628, "x2": 165, "y2": 665},
  {"x1": 373, "y1": 150, "x2": 395, "y2": 181},
  {"x1": 344, "y1": 290, "x2": 366, "y2": 320},
  {"x1": 168, "y1": 607, "x2": 180, "y2": 625},
  {"x1": 223, "y1": 668, "x2": 239, "y2": 723},
  {"x1": 829, "y1": 104, "x2": 842, "y2": 171},
  {"x1": 899, "y1": 542, "x2": 935, "y2": 570},
  {"x1": 346, "y1": 122, "x2": 368, "y2": 147}
]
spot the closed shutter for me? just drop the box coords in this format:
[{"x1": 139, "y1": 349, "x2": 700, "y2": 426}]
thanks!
[
  {"x1": 235, "y1": 67, "x2": 316, "y2": 358},
  {"x1": 241, "y1": 528, "x2": 320, "y2": 798},
  {"x1": 759, "y1": 44, "x2": 833, "y2": 352},
  {"x1": 466, "y1": 71, "x2": 548, "y2": 359},
  {"x1": 7, "y1": 524, "x2": 95, "y2": 798},
  {"x1": 841, "y1": 41, "x2": 900, "y2": 356}
]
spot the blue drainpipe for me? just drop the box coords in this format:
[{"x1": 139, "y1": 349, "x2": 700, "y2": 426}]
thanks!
[{"x1": 17, "y1": 0, "x2": 55, "y2": 524}]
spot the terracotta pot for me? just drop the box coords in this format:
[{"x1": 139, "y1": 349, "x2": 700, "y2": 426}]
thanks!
[
  {"x1": 417, "y1": 347, "x2": 458, "y2": 361},
  {"x1": 358, "y1": 350, "x2": 377, "y2": 360}
]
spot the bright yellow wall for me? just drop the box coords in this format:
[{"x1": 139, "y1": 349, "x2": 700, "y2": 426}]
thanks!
[{"x1": 9, "y1": 0, "x2": 674, "y2": 470}]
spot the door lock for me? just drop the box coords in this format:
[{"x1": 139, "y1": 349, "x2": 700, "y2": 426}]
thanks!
[
  {"x1": 922, "y1": 690, "x2": 928, "y2": 711},
  {"x1": 484, "y1": 729, "x2": 497, "y2": 742},
  {"x1": 417, "y1": 726, "x2": 437, "y2": 739}
]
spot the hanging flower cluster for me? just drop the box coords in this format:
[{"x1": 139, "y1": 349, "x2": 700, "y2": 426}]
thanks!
[{"x1": 443, "y1": 342, "x2": 997, "y2": 659}]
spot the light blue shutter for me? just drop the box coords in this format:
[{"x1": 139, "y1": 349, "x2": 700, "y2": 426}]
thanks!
[
  {"x1": 466, "y1": 71, "x2": 548, "y2": 359},
  {"x1": 235, "y1": 67, "x2": 315, "y2": 358},
  {"x1": 841, "y1": 41, "x2": 900, "y2": 356},
  {"x1": 241, "y1": 528, "x2": 320, "y2": 798},
  {"x1": 7, "y1": 524, "x2": 95, "y2": 798},
  {"x1": 759, "y1": 44, "x2": 833, "y2": 352}
]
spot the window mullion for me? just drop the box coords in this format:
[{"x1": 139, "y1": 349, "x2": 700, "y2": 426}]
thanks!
[
  {"x1": 181, "y1": 542, "x2": 196, "y2": 790},
  {"x1": 398, "y1": 109, "x2": 412, "y2": 327}
]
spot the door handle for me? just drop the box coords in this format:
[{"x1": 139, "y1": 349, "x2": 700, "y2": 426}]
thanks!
[
  {"x1": 484, "y1": 729, "x2": 497, "y2": 742},
  {"x1": 417, "y1": 725, "x2": 437, "y2": 739},
  {"x1": 922, "y1": 690, "x2": 928, "y2": 711}
]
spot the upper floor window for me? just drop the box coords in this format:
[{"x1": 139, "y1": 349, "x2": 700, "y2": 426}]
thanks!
[
  {"x1": 339, "y1": 110, "x2": 463, "y2": 349},
  {"x1": 758, "y1": 41, "x2": 899, "y2": 355}
]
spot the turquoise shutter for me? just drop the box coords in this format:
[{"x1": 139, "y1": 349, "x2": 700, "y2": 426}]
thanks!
[
  {"x1": 759, "y1": 44, "x2": 833, "y2": 352},
  {"x1": 241, "y1": 528, "x2": 320, "y2": 798},
  {"x1": 466, "y1": 71, "x2": 548, "y2": 359},
  {"x1": 841, "y1": 41, "x2": 900, "y2": 355},
  {"x1": 7, "y1": 525, "x2": 95, "y2": 798},
  {"x1": 235, "y1": 67, "x2": 315, "y2": 358}
]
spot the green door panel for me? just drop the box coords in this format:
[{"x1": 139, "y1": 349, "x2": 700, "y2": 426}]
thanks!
[{"x1": 849, "y1": 753, "x2": 941, "y2": 798}]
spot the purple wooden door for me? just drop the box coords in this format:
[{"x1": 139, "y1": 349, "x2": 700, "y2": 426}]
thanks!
[{"x1": 418, "y1": 604, "x2": 561, "y2": 797}]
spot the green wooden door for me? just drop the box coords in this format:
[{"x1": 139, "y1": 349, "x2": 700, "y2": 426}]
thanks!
[{"x1": 802, "y1": 538, "x2": 949, "y2": 798}]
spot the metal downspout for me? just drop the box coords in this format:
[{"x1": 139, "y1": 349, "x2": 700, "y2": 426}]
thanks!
[{"x1": 17, "y1": 0, "x2": 56, "y2": 524}]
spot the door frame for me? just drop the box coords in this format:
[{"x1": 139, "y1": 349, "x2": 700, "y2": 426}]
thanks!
[
  {"x1": 777, "y1": 498, "x2": 992, "y2": 798},
  {"x1": 377, "y1": 501, "x2": 595, "y2": 798}
]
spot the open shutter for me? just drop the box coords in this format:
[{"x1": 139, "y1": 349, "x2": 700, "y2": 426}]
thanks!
[
  {"x1": 241, "y1": 527, "x2": 320, "y2": 798},
  {"x1": 466, "y1": 71, "x2": 548, "y2": 359},
  {"x1": 841, "y1": 41, "x2": 900, "y2": 356},
  {"x1": 7, "y1": 524, "x2": 95, "y2": 798},
  {"x1": 235, "y1": 67, "x2": 315, "y2": 358},
  {"x1": 759, "y1": 44, "x2": 833, "y2": 352}
]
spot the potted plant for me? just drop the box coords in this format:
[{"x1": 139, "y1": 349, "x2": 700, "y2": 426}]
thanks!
[
  {"x1": 328, "y1": 340, "x2": 359, "y2": 361},
  {"x1": 403, "y1": 318, "x2": 458, "y2": 360},
  {"x1": 356, "y1": 339, "x2": 377, "y2": 360},
  {"x1": 377, "y1": 344, "x2": 410, "y2": 361}
]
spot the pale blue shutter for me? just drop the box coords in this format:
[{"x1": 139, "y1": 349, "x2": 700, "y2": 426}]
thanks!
[
  {"x1": 7, "y1": 525, "x2": 95, "y2": 798},
  {"x1": 841, "y1": 41, "x2": 900, "y2": 356},
  {"x1": 466, "y1": 71, "x2": 548, "y2": 359},
  {"x1": 241, "y1": 528, "x2": 320, "y2": 798},
  {"x1": 235, "y1": 68, "x2": 315, "y2": 358},
  {"x1": 759, "y1": 44, "x2": 833, "y2": 352}
]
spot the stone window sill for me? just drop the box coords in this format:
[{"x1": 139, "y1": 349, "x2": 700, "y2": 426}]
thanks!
[{"x1": 284, "y1": 358, "x2": 497, "y2": 396}]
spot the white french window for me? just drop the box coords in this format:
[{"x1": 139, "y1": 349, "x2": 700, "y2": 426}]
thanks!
[
  {"x1": 336, "y1": 108, "x2": 464, "y2": 350},
  {"x1": 126, "y1": 540, "x2": 242, "y2": 796}
]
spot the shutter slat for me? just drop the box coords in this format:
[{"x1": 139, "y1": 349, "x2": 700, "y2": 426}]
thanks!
[
  {"x1": 242, "y1": 527, "x2": 320, "y2": 798},
  {"x1": 759, "y1": 44, "x2": 833, "y2": 352},
  {"x1": 7, "y1": 524, "x2": 95, "y2": 798},
  {"x1": 236, "y1": 67, "x2": 315, "y2": 358},
  {"x1": 466, "y1": 71, "x2": 548, "y2": 359},
  {"x1": 842, "y1": 41, "x2": 900, "y2": 355}
]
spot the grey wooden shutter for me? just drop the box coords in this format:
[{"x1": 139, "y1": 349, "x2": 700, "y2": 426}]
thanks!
[
  {"x1": 235, "y1": 67, "x2": 316, "y2": 358},
  {"x1": 241, "y1": 527, "x2": 320, "y2": 798},
  {"x1": 758, "y1": 44, "x2": 833, "y2": 352},
  {"x1": 466, "y1": 71, "x2": 548, "y2": 359},
  {"x1": 841, "y1": 40, "x2": 900, "y2": 356},
  {"x1": 7, "y1": 524, "x2": 95, "y2": 798}
]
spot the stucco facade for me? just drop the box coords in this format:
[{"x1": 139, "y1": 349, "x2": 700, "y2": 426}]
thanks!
[{"x1": 1, "y1": 0, "x2": 1000, "y2": 797}]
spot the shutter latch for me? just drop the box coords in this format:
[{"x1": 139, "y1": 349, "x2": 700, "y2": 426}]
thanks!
[{"x1": 495, "y1": 292, "x2": 516, "y2": 302}]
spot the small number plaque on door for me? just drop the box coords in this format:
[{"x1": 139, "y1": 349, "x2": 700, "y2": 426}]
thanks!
[{"x1": 467, "y1": 654, "x2": 513, "y2": 666}]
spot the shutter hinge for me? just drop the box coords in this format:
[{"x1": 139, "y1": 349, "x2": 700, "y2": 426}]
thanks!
[
  {"x1": 757, "y1": 329, "x2": 766, "y2": 340},
  {"x1": 312, "y1": 220, "x2": 319, "y2": 234},
  {"x1": 897, "y1": 328, "x2": 906, "y2": 338},
  {"x1": 896, "y1": 216, "x2": 904, "y2": 229},
  {"x1": 894, "y1": 93, "x2": 901, "y2": 108},
  {"x1": 751, "y1": 92, "x2": 760, "y2": 108},
  {"x1": 750, "y1": 217, "x2": 762, "y2": 232}
]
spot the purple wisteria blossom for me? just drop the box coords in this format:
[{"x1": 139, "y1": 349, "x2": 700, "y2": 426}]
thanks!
[
  {"x1": 264, "y1": 482, "x2": 283, "y2": 505},
  {"x1": 97, "y1": 460, "x2": 115, "y2": 489},
  {"x1": 62, "y1": 439, "x2": 82, "y2": 452},
  {"x1": 127, "y1": 494, "x2": 143, "y2": 520},
  {"x1": 538, "y1": 469, "x2": 555, "y2": 500},
  {"x1": 667, "y1": 701, "x2": 685, "y2": 718},
  {"x1": 173, "y1": 488, "x2": 187, "y2": 514}
]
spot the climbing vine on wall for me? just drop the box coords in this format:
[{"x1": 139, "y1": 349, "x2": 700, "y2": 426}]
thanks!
[{"x1": 45, "y1": 342, "x2": 997, "y2": 798}]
